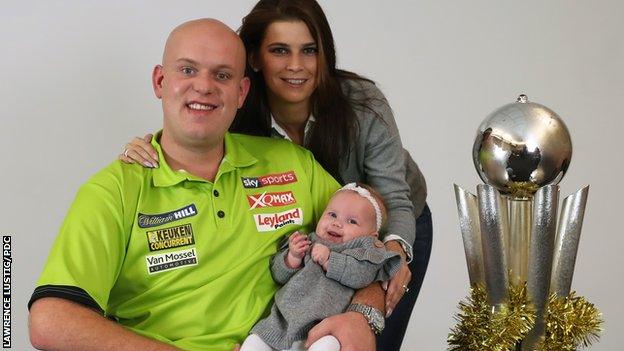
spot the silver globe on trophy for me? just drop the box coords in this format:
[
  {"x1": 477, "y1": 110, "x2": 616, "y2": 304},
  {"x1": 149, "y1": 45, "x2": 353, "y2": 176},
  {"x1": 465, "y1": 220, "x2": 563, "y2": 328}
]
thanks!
[{"x1": 449, "y1": 95, "x2": 602, "y2": 350}]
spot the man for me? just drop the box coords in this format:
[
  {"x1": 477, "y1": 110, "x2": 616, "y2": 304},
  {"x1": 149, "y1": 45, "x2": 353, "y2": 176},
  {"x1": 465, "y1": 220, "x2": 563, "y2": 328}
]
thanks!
[{"x1": 29, "y1": 19, "x2": 383, "y2": 351}]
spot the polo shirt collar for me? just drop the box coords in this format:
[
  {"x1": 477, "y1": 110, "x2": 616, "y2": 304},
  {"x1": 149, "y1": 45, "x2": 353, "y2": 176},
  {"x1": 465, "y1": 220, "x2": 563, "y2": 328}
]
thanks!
[
  {"x1": 221, "y1": 132, "x2": 257, "y2": 170},
  {"x1": 151, "y1": 131, "x2": 257, "y2": 187},
  {"x1": 270, "y1": 114, "x2": 316, "y2": 145}
]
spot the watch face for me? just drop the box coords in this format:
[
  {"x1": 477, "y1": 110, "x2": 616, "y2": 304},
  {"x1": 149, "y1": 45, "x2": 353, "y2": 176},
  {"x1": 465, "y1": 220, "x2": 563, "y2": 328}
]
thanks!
[
  {"x1": 369, "y1": 310, "x2": 384, "y2": 332},
  {"x1": 371, "y1": 313, "x2": 384, "y2": 327}
]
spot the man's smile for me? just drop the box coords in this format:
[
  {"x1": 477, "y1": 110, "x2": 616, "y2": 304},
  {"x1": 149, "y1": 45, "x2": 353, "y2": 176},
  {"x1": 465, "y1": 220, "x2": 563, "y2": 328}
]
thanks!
[{"x1": 186, "y1": 102, "x2": 218, "y2": 111}]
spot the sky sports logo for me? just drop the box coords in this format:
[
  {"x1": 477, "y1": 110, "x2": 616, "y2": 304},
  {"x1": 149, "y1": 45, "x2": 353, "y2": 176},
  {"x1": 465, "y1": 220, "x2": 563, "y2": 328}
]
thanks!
[
  {"x1": 254, "y1": 208, "x2": 303, "y2": 232},
  {"x1": 247, "y1": 191, "x2": 297, "y2": 210},
  {"x1": 241, "y1": 171, "x2": 297, "y2": 189}
]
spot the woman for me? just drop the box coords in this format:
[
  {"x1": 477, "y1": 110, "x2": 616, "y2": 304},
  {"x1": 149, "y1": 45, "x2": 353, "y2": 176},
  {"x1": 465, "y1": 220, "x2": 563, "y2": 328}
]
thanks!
[{"x1": 122, "y1": 1, "x2": 431, "y2": 349}]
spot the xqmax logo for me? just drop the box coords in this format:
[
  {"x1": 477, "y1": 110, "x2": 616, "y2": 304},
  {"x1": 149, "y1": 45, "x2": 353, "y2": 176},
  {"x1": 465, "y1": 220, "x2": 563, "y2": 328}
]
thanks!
[
  {"x1": 247, "y1": 191, "x2": 296, "y2": 210},
  {"x1": 241, "y1": 171, "x2": 297, "y2": 189}
]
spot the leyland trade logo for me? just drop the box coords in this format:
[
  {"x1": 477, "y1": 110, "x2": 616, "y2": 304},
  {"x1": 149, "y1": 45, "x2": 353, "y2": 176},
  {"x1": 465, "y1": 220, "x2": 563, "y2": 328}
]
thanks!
[
  {"x1": 137, "y1": 204, "x2": 197, "y2": 228},
  {"x1": 254, "y1": 208, "x2": 303, "y2": 232},
  {"x1": 247, "y1": 191, "x2": 297, "y2": 210},
  {"x1": 241, "y1": 171, "x2": 297, "y2": 189}
]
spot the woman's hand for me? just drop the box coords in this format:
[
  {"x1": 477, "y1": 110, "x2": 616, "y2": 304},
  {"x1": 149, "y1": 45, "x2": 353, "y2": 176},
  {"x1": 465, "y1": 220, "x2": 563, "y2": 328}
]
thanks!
[
  {"x1": 382, "y1": 240, "x2": 411, "y2": 317},
  {"x1": 119, "y1": 133, "x2": 159, "y2": 168}
]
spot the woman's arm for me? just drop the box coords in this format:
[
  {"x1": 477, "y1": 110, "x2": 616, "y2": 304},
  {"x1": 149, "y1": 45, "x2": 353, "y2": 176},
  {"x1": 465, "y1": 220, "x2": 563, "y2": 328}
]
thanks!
[{"x1": 345, "y1": 79, "x2": 421, "y2": 312}]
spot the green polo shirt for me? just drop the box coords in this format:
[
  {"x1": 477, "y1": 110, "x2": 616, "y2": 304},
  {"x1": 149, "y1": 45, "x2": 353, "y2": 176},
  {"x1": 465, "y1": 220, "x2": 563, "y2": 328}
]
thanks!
[{"x1": 31, "y1": 132, "x2": 339, "y2": 350}]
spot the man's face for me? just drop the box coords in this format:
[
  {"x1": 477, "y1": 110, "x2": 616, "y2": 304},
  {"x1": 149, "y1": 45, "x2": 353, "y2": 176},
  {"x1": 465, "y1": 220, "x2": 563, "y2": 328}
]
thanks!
[{"x1": 153, "y1": 22, "x2": 250, "y2": 148}]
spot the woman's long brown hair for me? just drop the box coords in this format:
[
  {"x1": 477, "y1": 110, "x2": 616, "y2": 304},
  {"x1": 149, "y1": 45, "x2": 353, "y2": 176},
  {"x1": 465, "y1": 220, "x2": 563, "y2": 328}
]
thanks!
[{"x1": 232, "y1": 0, "x2": 378, "y2": 182}]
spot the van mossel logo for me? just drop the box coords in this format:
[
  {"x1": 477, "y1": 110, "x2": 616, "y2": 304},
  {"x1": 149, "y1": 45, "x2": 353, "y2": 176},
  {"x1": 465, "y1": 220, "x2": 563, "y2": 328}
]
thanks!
[
  {"x1": 241, "y1": 171, "x2": 297, "y2": 189},
  {"x1": 247, "y1": 191, "x2": 296, "y2": 210},
  {"x1": 138, "y1": 204, "x2": 197, "y2": 228},
  {"x1": 145, "y1": 248, "x2": 198, "y2": 274},
  {"x1": 254, "y1": 208, "x2": 303, "y2": 232}
]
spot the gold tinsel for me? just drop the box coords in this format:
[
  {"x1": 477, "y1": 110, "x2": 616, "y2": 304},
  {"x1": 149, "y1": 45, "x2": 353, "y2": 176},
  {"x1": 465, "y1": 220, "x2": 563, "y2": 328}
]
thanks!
[
  {"x1": 448, "y1": 284, "x2": 535, "y2": 351},
  {"x1": 449, "y1": 286, "x2": 603, "y2": 350},
  {"x1": 536, "y1": 292, "x2": 603, "y2": 351}
]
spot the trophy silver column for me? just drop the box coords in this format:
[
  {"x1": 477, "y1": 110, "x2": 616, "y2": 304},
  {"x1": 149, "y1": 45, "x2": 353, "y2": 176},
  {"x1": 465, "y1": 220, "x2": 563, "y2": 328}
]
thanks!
[{"x1": 454, "y1": 95, "x2": 589, "y2": 349}]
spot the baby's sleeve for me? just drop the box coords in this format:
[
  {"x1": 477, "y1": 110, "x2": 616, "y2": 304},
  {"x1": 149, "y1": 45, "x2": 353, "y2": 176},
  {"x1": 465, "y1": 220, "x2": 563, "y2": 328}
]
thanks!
[
  {"x1": 269, "y1": 247, "x2": 301, "y2": 285},
  {"x1": 325, "y1": 241, "x2": 402, "y2": 289}
]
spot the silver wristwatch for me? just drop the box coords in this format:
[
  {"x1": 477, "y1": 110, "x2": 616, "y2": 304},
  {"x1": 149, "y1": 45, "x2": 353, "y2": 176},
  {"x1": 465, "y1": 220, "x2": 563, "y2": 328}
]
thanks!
[{"x1": 346, "y1": 303, "x2": 385, "y2": 335}]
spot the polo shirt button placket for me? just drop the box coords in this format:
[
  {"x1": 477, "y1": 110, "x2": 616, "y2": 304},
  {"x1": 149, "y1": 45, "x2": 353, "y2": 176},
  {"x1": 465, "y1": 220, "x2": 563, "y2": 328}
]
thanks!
[{"x1": 213, "y1": 188, "x2": 225, "y2": 220}]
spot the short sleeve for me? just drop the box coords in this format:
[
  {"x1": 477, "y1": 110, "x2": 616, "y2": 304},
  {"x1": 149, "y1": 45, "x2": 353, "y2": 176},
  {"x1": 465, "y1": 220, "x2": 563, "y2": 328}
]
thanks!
[{"x1": 30, "y1": 176, "x2": 129, "y2": 313}]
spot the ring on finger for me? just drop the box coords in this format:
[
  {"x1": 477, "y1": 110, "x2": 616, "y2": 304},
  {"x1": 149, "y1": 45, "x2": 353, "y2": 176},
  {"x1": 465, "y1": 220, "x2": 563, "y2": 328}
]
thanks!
[{"x1": 402, "y1": 284, "x2": 409, "y2": 293}]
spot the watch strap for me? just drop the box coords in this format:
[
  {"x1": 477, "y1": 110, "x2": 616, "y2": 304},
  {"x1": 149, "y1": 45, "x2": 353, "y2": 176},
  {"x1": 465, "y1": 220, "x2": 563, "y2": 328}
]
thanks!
[{"x1": 346, "y1": 303, "x2": 385, "y2": 335}]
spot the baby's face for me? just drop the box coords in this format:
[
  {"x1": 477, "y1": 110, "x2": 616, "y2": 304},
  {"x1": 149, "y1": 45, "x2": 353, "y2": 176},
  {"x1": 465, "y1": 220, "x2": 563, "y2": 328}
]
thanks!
[{"x1": 315, "y1": 190, "x2": 378, "y2": 243}]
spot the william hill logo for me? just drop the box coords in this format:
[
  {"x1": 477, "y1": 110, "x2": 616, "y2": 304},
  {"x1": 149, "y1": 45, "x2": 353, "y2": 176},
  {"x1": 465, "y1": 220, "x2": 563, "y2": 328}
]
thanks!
[
  {"x1": 254, "y1": 208, "x2": 303, "y2": 232},
  {"x1": 138, "y1": 204, "x2": 197, "y2": 228}
]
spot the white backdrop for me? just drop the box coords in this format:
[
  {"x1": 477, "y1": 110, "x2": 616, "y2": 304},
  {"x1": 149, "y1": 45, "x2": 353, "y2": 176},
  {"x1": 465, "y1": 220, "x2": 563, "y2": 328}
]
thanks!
[{"x1": 1, "y1": 1, "x2": 622, "y2": 350}]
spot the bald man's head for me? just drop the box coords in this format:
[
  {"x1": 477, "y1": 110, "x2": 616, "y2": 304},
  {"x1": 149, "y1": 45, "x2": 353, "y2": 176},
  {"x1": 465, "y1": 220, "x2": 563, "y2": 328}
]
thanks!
[
  {"x1": 162, "y1": 19, "x2": 246, "y2": 72},
  {"x1": 152, "y1": 18, "x2": 250, "y2": 151}
]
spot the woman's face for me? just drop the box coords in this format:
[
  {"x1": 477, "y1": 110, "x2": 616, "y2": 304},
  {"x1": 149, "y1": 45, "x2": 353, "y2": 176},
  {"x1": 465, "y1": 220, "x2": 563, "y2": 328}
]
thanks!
[{"x1": 255, "y1": 20, "x2": 318, "y2": 109}]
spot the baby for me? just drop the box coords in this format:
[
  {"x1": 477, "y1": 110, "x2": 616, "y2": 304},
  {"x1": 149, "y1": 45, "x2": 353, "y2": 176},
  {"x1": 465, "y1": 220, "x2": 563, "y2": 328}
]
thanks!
[{"x1": 241, "y1": 183, "x2": 402, "y2": 351}]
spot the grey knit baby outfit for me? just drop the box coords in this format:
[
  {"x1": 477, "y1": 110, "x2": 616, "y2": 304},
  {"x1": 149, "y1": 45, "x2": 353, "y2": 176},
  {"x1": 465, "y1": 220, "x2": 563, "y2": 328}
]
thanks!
[{"x1": 250, "y1": 232, "x2": 402, "y2": 349}]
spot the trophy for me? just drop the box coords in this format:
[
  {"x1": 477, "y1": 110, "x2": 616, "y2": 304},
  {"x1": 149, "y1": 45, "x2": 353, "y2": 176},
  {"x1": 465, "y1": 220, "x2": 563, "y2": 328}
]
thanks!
[{"x1": 449, "y1": 95, "x2": 602, "y2": 350}]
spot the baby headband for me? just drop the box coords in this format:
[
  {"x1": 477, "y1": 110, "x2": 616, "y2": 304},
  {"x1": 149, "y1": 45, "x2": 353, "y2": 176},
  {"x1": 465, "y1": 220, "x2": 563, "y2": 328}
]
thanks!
[{"x1": 338, "y1": 183, "x2": 382, "y2": 231}]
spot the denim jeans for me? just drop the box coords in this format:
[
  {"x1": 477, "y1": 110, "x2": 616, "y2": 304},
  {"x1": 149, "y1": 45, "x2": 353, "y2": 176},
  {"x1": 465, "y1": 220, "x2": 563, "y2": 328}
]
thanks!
[{"x1": 376, "y1": 204, "x2": 432, "y2": 351}]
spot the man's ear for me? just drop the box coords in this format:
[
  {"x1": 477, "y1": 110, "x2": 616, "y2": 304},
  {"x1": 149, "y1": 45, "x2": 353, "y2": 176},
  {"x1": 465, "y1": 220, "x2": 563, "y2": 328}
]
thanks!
[
  {"x1": 152, "y1": 65, "x2": 164, "y2": 99},
  {"x1": 238, "y1": 77, "x2": 251, "y2": 108}
]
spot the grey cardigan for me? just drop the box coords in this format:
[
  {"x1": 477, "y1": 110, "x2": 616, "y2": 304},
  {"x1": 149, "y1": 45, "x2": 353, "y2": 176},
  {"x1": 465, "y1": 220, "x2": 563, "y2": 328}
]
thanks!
[
  {"x1": 339, "y1": 79, "x2": 427, "y2": 252},
  {"x1": 272, "y1": 79, "x2": 427, "y2": 256},
  {"x1": 250, "y1": 233, "x2": 401, "y2": 349}
]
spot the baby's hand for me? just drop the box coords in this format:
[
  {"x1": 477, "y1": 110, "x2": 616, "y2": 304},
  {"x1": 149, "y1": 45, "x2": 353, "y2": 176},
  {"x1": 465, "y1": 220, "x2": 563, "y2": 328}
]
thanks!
[
  {"x1": 285, "y1": 232, "x2": 310, "y2": 269},
  {"x1": 311, "y1": 243, "x2": 330, "y2": 271},
  {"x1": 288, "y1": 232, "x2": 310, "y2": 259}
]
